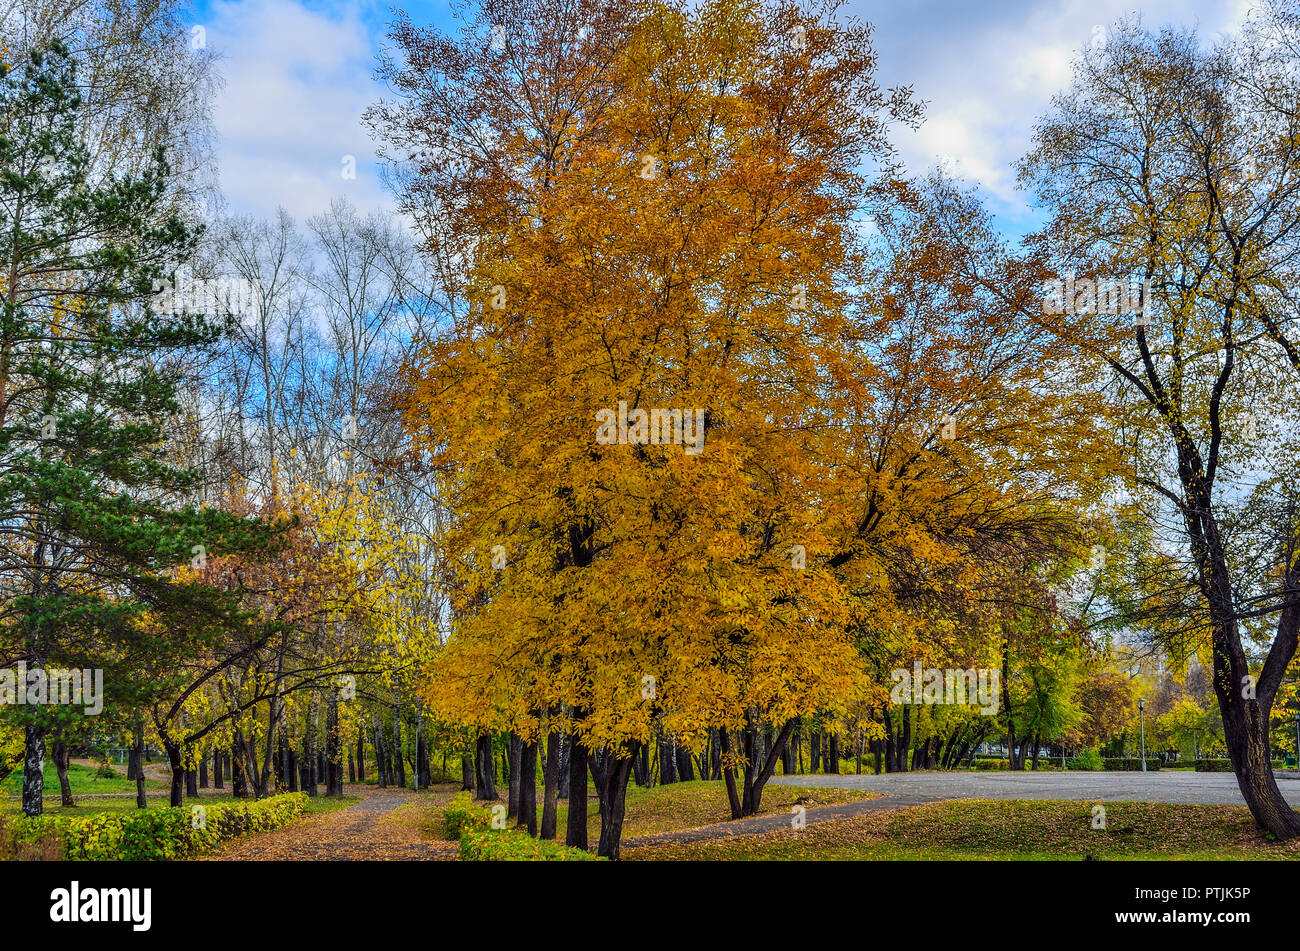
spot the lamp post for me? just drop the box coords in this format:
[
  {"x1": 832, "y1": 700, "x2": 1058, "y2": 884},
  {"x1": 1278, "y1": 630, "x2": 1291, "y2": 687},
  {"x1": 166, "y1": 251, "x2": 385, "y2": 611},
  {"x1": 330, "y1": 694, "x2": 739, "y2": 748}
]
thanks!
[{"x1": 1139, "y1": 698, "x2": 1147, "y2": 772}]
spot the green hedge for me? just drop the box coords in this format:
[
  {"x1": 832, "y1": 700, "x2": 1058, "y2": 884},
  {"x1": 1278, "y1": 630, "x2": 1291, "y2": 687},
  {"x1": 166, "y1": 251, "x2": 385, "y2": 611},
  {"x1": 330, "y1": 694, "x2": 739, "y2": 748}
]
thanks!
[
  {"x1": 1100, "y1": 758, "x2": 1159, "y2": 771},
  {"x1": 2, "y1": 793, "x2": 308, "y2": 860},
  {"x1": 1193, "y1": 759, "x2": 1234, "y2": 772},
  {"x1": 443, "y1": 791, "x2": 495, "y2": 839},
  {"x1": 970, "y1": 759, "x2": 1056, "y2": 771},
  {"x1": 459, "y1": 828, "x2": 603, "y2": 861}
]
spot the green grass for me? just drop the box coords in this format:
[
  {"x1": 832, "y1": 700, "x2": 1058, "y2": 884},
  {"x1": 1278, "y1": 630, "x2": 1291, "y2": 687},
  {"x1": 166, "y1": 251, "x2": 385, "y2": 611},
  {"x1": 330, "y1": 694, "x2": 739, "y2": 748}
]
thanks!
[
  {"x1": 0, "y1": 761, "x2": 168, "y2": 799},
  {"x1": 624, "y1": 798, "x2": 1300, "y2": 860},
  {"x1": 0, "y1": 762, "x2": 358, "y2": 817}
]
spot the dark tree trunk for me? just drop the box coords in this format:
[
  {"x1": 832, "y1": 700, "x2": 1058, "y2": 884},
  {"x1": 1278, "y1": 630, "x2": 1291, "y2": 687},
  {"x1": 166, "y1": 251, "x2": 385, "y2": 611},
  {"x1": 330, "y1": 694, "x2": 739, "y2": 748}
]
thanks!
[
  {"x1": 52, "y1": 741, "x2": 74, "y2": 807},
  {"x1": 632, "y1": 743, "x2": 650, "y2": 787},
  {"x1": 212, "y1": 749, "x2": 224, "y2": 790},
  {"x1": 347, "y1": 745, "x2": 356, "y2": 783},
  {"x1": 185, "y1": 767, "x2": 198, "y2": 798},
  {"x1": 565, "y1": 734, "x2": 588, "y2": 849},
  {"x1": 809, "y1": 730, "x2": 821, "y2": 774},
  {"x1": 541, "y1": 728, "x2": 561, "y2": 839},
  {"x1": 659, "y1": 734, "x2": 677, "y2": 785},
  {"x1": 232, "y1": 736, "x2": 249, "y2": 798},
  {"x1": 518, "y1": 738, "x2": 538, "y2": 835},
  {"x1": 474, "y1": 732, "x2": 497, "y2": 800},
  {"x1": 676, "y1": 742, "x2": 695, "y2": 781},
  {"x1": 199, "y1": 753, "x2": 209, "y2": 789},
  {"x1": 827, "y1": 733, "x2": 839, "y2": 774},
  {"x1": 131, "y1": 717, "x2": 147, "y2": 808},
  {"x1": 356, "y1": 731, "x2": 366, "y2": 782},
  {"x1": 590, "y1": 745, "x2": 637, "y2": 860},
  {"x1": 461, "y1": 752, "x2": 474, "y2": 791},
  {"x1": 166, "y1": 740, "x2": 185, "y2": 808}
]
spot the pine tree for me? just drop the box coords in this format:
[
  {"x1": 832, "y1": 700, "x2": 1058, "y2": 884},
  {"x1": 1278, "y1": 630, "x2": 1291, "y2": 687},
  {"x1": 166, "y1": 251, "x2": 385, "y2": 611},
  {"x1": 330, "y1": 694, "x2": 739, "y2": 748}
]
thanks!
[{"x1": 0, "y1": 42, "x2": 279, "y2": 815}]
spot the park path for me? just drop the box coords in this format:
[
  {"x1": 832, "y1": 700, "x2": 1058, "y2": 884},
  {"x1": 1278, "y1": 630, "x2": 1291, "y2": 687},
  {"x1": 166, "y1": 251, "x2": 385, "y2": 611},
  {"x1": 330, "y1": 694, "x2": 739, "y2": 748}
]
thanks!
[
  {"x1": 204, "y1": 785, "x2": 457, "y2": 861},
  {"x1": 624, "y1": 792, "x2": 940, "y2": 848}
]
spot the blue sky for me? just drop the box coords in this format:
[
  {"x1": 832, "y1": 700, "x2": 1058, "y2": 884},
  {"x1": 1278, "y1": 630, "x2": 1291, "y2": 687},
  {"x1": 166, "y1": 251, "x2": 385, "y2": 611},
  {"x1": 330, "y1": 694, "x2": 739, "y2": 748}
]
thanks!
[{"x1": 184, "y1": 0, "x2": 1253, "y2": 235}]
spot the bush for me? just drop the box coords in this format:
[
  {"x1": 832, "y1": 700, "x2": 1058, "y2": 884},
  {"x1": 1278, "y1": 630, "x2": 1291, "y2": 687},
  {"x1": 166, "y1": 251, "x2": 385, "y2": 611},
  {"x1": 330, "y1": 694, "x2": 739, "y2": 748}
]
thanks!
[
  {"x1": 968, "y1": 758, "x2": 1055, "y2": 771},
  {"x1": 443, "y1": 791, "x2": 495, "y2": 839},
  {"x1": 1100, "y1": 757, "x2": 1160, "y2": 771},
  {"x1": 459, "y1": 828, "x2": 603, "y2": 861},
  {"x1": 4, "y1": 792, "x2": 308, "y2": 860},
  {"x1": 95, "y1": 758, "x2": 119, "y2": 779},
  {"x1": 1193, "y1": 759, "x2": 1234, "y2": 772},
  {"x1": 1067, "y1": 748, "x2": 1103, "y2": 771}
]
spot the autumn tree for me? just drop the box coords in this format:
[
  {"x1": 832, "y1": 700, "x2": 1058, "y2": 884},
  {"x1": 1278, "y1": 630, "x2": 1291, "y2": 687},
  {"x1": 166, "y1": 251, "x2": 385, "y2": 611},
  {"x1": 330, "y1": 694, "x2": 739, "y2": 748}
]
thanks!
[
  {"x1": 1017, "y1": 8, "x2": 1300, "y2": 837},
  {"x1": 374, "y1": 0, "x2": 924, "y2": 856}
]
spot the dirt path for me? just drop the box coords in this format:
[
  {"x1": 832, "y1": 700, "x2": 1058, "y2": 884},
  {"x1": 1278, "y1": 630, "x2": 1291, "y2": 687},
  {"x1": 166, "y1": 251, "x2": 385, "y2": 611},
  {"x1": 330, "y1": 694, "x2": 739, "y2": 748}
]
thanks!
[{"x1": 204, "y1": 785, "x2": 458, "y2": 861}]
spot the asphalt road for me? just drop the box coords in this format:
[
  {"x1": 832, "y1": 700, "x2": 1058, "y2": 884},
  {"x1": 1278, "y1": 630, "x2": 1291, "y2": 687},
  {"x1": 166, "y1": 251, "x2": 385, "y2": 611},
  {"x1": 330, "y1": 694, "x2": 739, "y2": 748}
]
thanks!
[{"x1": 770, "y1": 769, "x2": 1300, "y2": 806}]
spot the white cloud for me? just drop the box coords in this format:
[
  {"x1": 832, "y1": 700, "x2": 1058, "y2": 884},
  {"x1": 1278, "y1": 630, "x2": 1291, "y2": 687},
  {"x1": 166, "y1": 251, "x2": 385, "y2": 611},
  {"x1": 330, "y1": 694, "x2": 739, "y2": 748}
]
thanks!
[
  {"x1": 205, "y1": 0, "x2": 391, "y2": 220},
  {"x1": 865, "y1": 0, "x2": 1260, "y2": 229}
]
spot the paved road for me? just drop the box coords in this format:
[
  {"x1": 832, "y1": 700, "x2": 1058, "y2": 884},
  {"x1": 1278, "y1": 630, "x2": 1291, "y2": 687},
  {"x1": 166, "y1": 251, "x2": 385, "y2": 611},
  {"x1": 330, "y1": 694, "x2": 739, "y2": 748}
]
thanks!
[{"x1": 770, "y1": 769, "x2": 1300, "y2": 806}]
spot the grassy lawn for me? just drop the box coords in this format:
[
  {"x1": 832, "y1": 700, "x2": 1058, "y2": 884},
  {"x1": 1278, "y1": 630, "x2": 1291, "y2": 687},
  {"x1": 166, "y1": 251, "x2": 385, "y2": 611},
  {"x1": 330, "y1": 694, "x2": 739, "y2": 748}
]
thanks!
[
  {"x1": 436, "y1": 779, "x2": 878, "y2": 842},
  {"x1": 0, "y1": 761, "x2": 358, "y2": 817},
  {"x1": 0, "y1": 761, "x2": 169, "y2": 801},
  {"x1": 624, "y1": 799, "x2": 1300, "y2": 860}
]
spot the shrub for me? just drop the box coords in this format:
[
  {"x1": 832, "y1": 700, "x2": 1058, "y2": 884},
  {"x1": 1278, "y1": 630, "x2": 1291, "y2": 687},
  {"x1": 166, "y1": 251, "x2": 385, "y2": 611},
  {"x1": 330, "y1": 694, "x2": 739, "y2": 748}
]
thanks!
[
  {"x1": 459, "y1": 828, "x2": 603, "y2": 861},
  {"x1": 0, "y1": 813, "x2": 63, "y2": 860},
  {"x1": 443, "y1": 790, "x2": 495, "y2": 839},
  {"x1": 95, "y1": 758, "x2": 119, "y2": 779},
  {"x1": 1067, "y1": 748, "x2": 1103, "y2": 771},
  {"x1": 1100, "y1": 757, "x2": 1160, "y2": 771},
  {"x1": 4, "y1": 792, "x2": 308, "y2": 860},
  {"x1": 1193, "y1": 759, "x2": 1235, "y2": 772}
]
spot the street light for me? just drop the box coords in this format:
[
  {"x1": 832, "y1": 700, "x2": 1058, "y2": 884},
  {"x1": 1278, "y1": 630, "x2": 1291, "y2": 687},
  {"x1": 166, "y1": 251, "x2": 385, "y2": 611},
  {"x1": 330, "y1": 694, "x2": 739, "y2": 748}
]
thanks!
[{"x1": 1139, "y1": 698, "x2": 1147, "y2": 772}]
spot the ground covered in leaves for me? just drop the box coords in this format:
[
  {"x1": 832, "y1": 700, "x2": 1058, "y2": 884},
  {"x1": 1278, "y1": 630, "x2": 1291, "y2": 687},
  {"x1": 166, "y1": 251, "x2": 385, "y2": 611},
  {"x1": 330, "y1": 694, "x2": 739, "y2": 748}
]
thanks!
[{"x1": 624, "y1": 799, "x2": 1300, "y2": 860}]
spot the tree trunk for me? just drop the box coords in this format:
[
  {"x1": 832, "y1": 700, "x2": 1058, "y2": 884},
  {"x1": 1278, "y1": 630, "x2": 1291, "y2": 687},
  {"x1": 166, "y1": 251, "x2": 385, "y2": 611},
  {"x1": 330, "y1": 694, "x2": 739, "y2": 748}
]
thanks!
[
  {"x1": 232, "y1": 735, "x2": 249, "y2": 798},
  {"x1": 326, "y1": 687, "x2": 343, "y2": 796},
  {"x1": 518, "y1": 738, "x2": 538, "y2": 835},
  {"x1": 212, "y1": 749, "x2": 224, "y2": 790},
  {"x1": 507, "y1": 732, "x2": 521, "y2": 819},
  {"x1": 461, "y1": 752, "x2": 474, "y2": 792},
  {"x1": 52, "y1": 741, "x2": 74, "y2": 807},
  {"x1": 590, "y1": 745, "x2": 637, "y2": 860},
  {"x1": 566, "y1": 734, "x2": 588, "y2": 849},
  {"x1": 131, "y1": 717, "x2": 147, "y2": 808},
  {"x1": 21, "y1": 721, "x2": 46, "y2": 817},
  {"x1": 185, "y1": 766, "x2": 198, "y2": 798},
  {"x1": 541, "y1": 728, "x2": 561, "y2": 839},
  {"x1": 166, "y1": 740, "x2": 185, "y2": 808},
  {"x1": 474, "y1": 732, "x2": 497, "y2": 800},
  {"x1": 659, "y1": 733, "x2": 677, "y2": 785}
]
